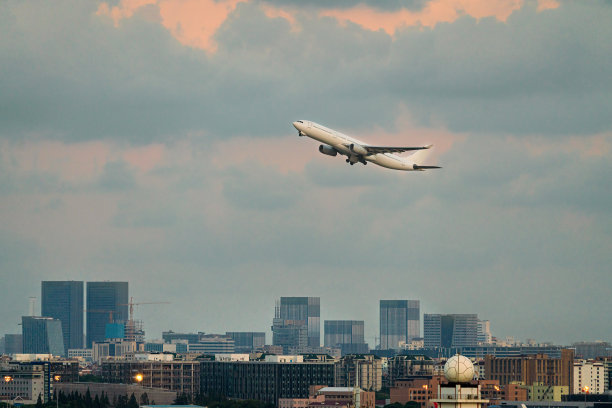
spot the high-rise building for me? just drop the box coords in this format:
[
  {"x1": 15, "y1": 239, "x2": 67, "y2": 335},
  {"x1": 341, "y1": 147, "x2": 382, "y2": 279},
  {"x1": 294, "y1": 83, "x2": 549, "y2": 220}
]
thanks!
[
  {"x1": 226, "y1": 332, "x2": 265, "y2": 352},
  {"x1": 2, "y1": 334, "x2": 23, "y2": 355},
  {"x1": 272, "y1": 297, "x2": 320, "y2": 350},
  {"x1": 324, "y1": 320, "x2": 368, "y2": 355},
  {"x1": 86, "y1": 282, "x2": 128, "y2": 347},
  {"x1": 477, "y1": 320, "x2": 492, "y2": 345},
  {"x1": 423, "y1": 314, "x2": 478, "y2": 348},
  {"x1": 379, "y1": 300, "x2": 420, "y2": 350},
  {"x1": 21, "y1": 316, "x2": 65, "y2": 355},
  {"x1": 41, "y1": 281, "x2": 84, "y2": 353}
]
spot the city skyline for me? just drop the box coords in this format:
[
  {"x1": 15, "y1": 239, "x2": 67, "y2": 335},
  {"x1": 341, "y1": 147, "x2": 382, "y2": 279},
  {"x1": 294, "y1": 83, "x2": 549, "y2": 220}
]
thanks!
[
  {"x1": 0, "y1": 0, "x2": 611, "y2": 346},
  {"x1": 2, "y1": 281, "x2": 604, "y2": 349}
]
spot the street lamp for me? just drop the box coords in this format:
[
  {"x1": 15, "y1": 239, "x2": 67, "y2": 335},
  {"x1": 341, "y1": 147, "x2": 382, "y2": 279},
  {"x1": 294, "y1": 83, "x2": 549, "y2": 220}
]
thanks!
[
  {"x1": 582, "y1": 386, "x2": 589, "y2": 406},
  {"x1": 134, "y1": 374, "x2": 143, "y2": 384},
  {"x1": 53, "y1": 375, "x2": 62, "y2": 408}
]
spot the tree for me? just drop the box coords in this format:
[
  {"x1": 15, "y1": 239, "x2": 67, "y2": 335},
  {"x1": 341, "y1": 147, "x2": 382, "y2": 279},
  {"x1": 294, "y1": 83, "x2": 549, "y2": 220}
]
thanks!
[
  {"x1": 139, "y1": 393, "x2": 149, "y2": 406},
  {"x1": 128, "y1": 394, "x2": 139, "y2": 408}
]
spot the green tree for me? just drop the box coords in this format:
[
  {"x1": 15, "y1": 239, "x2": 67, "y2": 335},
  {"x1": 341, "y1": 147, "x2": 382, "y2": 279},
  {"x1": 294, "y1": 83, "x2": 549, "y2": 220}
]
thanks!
[
  {"x1": 139, "y1": 393, "x2": 149, "y2": 406},
  {"x1": 127, "y1": 394, "x2": 138, "y2": 408}
]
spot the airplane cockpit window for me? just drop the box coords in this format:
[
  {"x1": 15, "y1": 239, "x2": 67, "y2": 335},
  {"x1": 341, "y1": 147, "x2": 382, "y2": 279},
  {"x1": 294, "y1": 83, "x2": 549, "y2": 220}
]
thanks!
[{"x1": 297, "y1": 120, "x2": 303, "y2": 123}]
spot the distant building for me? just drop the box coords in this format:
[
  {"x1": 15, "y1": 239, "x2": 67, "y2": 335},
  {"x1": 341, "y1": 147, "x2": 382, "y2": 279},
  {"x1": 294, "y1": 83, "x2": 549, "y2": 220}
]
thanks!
[
  {"x1": 272, "y1": 297, "x2": 320, "y2": 351},
  {"x1": 101, "y1": 360, "x2": 200, "y2": 398},
  {"x1": 423, "y1": 314, "x2": 478, "y2": 348},
  {"x1": 162, "y1": 331, "x2": 200, "y2": 344},
  {"x1": 484, "y1": 350, "x2": 574, "y2": 389},
  {"x1": 386, "y1": 355, "x2": 434, "y2": 386},
  {"x1": 41, "y1": 281, "x2": 84, "y2": 354},
  {"x1": 3, "y1": 334, "x2": 23, "y2": 355},
  {"x1": 86, "y1": 281, "x2": 128, "y2": 347},
  {"x1": 572, "y1": 342, "x2": 612, "y2": 359},
  {"x1": 573, "y1": 360, "x2": 605, "y2": 394},
  {"x1": 200, "y1": 357, "x2": 335, "y2": 405},
  {"x1": 21, "y1": 316, "x2": 64, "y2": 356},
  {"x1": 335, "y1": 355, "x2": 383, "y2": 391},
  {"x1": 67, "y1": 348, "x2": 93, "y2": 361},
  {"x1": 390, "y1": 376, "x2": 444, "y2": 408},
  {"x1": 272, "y1": 319, "x2": 308, "y2": 352},
  {"x1": 187, "y1": 334, "x2": 234, "y2": 354},
  {"x1": 477, "y1": 320, "x2": 492, "y2": 345},
  {"x1": 324, "y1": 321, "x2": 368, "y2": 355},
  {"x1": 380, "y1": 300, "x2": 420, "y2": 350},
  {"x1": 226, "y1": 332, "x2": 265, "y2": 352},
  {"x1": 92, "y1": 340, "x2": 139, "y2": 363},
  {"x1": 280, "y1": 387, "x2": 375, "y2": 408}
]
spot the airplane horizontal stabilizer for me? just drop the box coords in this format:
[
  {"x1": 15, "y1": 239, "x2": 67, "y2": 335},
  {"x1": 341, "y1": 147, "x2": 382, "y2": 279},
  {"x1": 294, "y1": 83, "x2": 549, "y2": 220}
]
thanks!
[{"x1": 413, "y1": 165, "x2": 442, "y2": 170}]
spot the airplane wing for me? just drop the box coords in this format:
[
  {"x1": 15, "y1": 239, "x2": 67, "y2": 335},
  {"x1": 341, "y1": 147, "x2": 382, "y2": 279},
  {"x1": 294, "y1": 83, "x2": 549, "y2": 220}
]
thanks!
[{"x1": 344, "y1": 144, "x2": 433, "y2": 155}]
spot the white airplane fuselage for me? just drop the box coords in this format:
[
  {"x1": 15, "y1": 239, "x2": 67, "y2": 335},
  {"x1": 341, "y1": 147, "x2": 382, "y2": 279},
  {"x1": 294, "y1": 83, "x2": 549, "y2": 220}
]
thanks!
[{"x1": 293, "y1": 120, "x2": 427, "y2": 171}]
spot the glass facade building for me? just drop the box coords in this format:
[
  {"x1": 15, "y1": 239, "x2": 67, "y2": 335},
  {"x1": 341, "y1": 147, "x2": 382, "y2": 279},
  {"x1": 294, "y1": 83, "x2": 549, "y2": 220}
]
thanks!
[
  {"x1": 275, "y1": 297, "x2": 320, "y2": 348},
  {"x1": 324, "y1": 320, "x2": 365, "y2": 347},
  {"x1": 41, "y1": 281, "x2": 83, "y2": 353},
  {"x1": 423, "y1": 314, "x2": 478, "y2": 348},
  {"x1": 21, "y1": 316, "x2": 65, "y2": 356},
  {"x1": 226, "y1": 332, "x2": 265, "y2": 352},
  {"x1": 86, "y1": 282, "x2": 128, "y2": 347},
  {"x1": 380, "y1": 300, "x2": 420, "y2": 350}
]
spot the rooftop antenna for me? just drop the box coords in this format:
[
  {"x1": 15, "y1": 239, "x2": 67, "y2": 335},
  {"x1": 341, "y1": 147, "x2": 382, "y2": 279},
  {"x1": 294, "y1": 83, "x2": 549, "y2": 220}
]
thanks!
[{"x1": 28, "y1": 296, "x2": 37, "y2": 316}]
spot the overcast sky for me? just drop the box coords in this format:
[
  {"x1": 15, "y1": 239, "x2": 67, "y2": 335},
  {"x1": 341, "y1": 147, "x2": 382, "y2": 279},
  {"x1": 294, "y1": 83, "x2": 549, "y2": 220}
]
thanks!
[{"x1": 1, "y1": 0, "x2": 611, "y2": 347}]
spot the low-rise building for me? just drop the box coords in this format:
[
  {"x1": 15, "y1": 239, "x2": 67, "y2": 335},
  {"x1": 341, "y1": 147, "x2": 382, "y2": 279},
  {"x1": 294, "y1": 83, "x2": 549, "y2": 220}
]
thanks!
[
  {"x1": 101, "y1": 360, "x2": 200, "y2": 398},
  {"x1": 335, "y1": 355, "x2": 382, "y2": 391},
  {"x1": 0, "y1": 361, "x2": 50, "y2": 404},
  {"x1": 200, "y1": 358, "x2": 336, "y2": 405}
]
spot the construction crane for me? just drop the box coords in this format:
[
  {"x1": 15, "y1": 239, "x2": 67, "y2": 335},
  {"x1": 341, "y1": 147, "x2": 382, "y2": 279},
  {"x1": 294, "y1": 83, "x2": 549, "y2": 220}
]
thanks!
[
  {"x1": 120, "y1": 297, "x2": 170, "y2": 323},
  {"x1": 119, "y1": 297, "x2": 169, "y2": 342},
  {"x1": 85, "y1": 309, "x2": 115, "y2": 323}
]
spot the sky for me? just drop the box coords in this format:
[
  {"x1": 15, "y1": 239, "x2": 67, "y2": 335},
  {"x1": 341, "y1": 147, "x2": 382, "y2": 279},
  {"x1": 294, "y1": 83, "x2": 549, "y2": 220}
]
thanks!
[{"x1": 0, "y1": 0, "x2": 611, "y2": 347}]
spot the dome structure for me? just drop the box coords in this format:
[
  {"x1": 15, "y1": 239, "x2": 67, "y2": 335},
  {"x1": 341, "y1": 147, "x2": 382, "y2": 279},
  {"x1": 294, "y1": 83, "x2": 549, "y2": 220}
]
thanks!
[{"x1": 443, "y1": 354, "x2": 475, "y2": 383}]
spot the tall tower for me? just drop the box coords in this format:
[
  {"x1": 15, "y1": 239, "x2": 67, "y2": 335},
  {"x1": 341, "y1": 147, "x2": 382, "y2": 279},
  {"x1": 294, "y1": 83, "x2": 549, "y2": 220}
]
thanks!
[
  {"x1": 424, "y1": 314, "x2": 478, "y2": 348},
  {"x1": 379, "y1": 300, "x2": 420, "y2": 350},
  {"x1": 272, "y1": 297, "x2": 320, "y2": 351},
  {"x1": 41, "y1": 281, "x2": 84, "y2": 353},
  {"x1": 86, "y1": 282, "x2": 128, "y2": 347},
  {"x1": 22, "y1": 316, "x2": 65, "y2": 356}
]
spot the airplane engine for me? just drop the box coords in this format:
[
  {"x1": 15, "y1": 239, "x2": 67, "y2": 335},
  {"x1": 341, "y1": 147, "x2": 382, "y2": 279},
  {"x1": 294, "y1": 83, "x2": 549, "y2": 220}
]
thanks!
[
  {"x1": 349, "y1": 143, "x2": 368, "y2": 156},
  {"x1": 319, "y1": 144, "x2": 338, "y2": 156}
]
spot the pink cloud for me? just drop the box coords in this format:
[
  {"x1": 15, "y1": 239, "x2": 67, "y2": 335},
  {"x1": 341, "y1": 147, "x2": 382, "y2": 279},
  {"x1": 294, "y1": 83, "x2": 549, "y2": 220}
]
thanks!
[
  {"x1": 320, "y1": 0, "x2": 558, "y2": 36},
  {"x1": 97, "y1": 0, "x2": 246, "y2": 52},
  {"x1": 122, "y1": 143, "x2": 165, "y2": 173}
]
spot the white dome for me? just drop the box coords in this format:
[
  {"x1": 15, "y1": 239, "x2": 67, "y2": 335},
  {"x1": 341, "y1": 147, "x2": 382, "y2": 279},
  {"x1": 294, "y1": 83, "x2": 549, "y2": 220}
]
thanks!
[{"x1": 444, "y1": 354, "x2": 475, "y2": 383}]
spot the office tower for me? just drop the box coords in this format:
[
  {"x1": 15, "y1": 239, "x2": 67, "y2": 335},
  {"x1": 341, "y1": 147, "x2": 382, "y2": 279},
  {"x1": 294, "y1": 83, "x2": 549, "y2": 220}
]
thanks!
[
  {"x1": 3, "y1": 334, "x2": 23, "y2": 354},
  {"x1": 41, "y1": 281, "x2": 84, "y2": 353},
  {"x1": 86, "y1": 282, "x2": 128, "y2": 347},
  {"x1": 22, "y1": 316, "x2": 65, "y2": 355},
  {"x1": 272, "y1": 297, "x2": 320, "y2": 350},
  {"x1": 226, "y1": 332, "x2": 265, "y2": 352},
  {"x1": 379, "y1": 300, "x2": 420, "y2": 350},
  {"x1": 423, "y1": 314, "x2": 478, "y2": 348},
  {"x1": 162, "y1": 331, "x2": 200, "y2": 344},
  {"x1": 324, "y1": 320, "x2": 368, "y2": 354}
]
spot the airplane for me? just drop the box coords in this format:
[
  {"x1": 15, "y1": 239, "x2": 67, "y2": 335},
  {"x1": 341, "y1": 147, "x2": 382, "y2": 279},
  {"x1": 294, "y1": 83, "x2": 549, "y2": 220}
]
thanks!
[{"x1": 293, "y1": 120, "x2": 441, "y2": 171}]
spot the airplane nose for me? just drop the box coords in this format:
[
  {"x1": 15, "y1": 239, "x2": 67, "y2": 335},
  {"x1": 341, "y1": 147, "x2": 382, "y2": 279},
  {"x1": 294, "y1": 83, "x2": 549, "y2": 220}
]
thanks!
[{"x1": 292, "y1": 121, "x2": 300, "y2": 130}]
